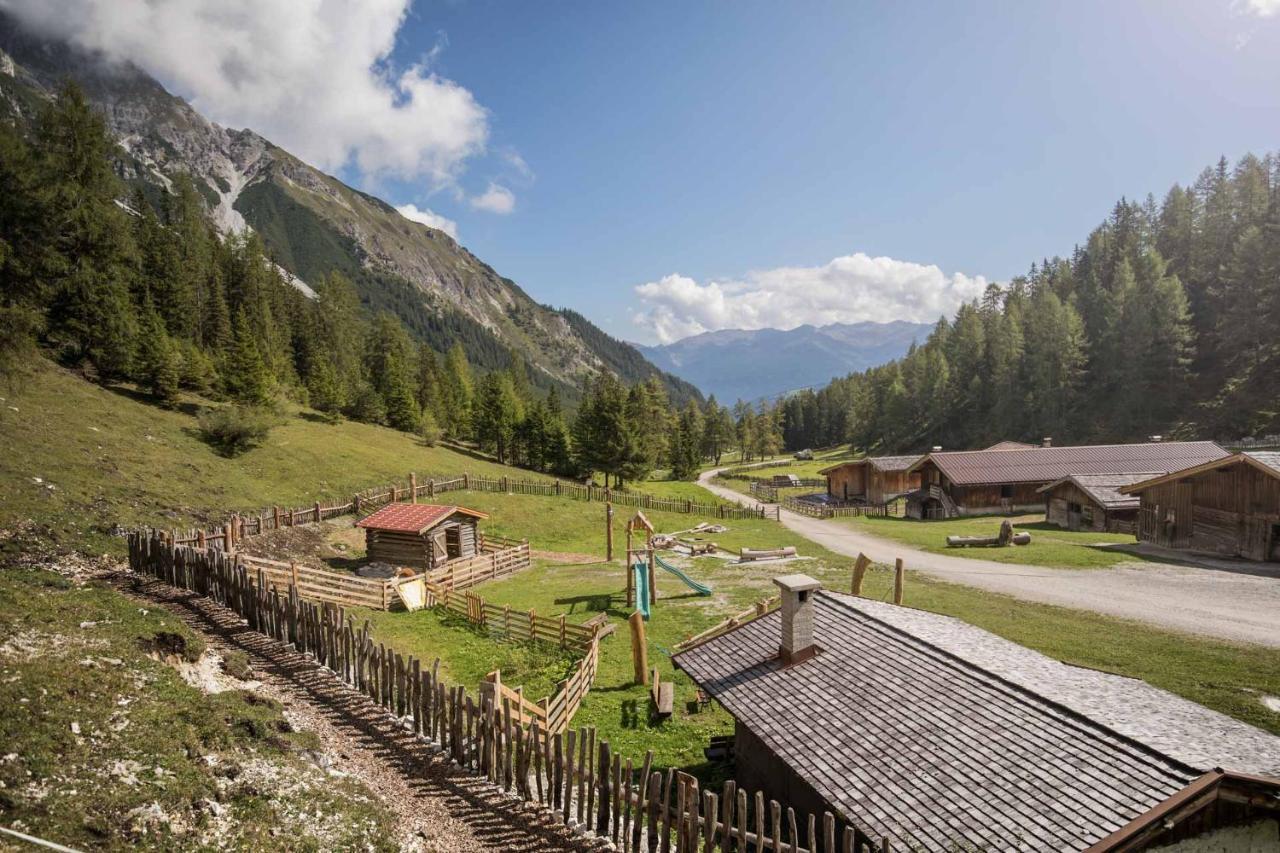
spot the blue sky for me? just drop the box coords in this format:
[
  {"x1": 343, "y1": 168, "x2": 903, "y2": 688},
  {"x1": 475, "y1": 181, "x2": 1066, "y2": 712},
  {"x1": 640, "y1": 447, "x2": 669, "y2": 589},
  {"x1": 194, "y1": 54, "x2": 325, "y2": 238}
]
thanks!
[
  {"x1": 20, "y1": 0, "x2": 1280, "y2": 343},
  {"x1": 377, "y1": 1, "x2": 1280, "y2": 342}
]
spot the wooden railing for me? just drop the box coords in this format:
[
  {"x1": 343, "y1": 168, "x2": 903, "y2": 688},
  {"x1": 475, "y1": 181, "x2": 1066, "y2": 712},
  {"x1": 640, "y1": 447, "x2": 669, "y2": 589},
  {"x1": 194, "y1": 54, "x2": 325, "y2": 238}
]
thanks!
[
  {"x1": 126, "y1": 531, "x2": 896, "y2": 853},
  {"x1": 781, "y1": 497, "x2": 900, "y2": 520},
  {"x1": 673, "y1": 595, "x2": 780, "y2": 653},
  {"x1": 424, "y1": 542, "x2": 532, "y2": 593},
  {"x1": 240, "y1": 555, "x2": 395, "y2": 610},
  {"x1": 428, "y1": 585, "x2": 599, "y2": 652}
]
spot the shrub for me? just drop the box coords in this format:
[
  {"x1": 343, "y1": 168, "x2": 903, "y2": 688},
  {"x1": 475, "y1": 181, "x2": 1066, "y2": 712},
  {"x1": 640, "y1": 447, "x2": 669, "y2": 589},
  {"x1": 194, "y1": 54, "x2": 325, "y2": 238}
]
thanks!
[{"x1": 198, "y1": 405, "x2": 273, "y2": 456}]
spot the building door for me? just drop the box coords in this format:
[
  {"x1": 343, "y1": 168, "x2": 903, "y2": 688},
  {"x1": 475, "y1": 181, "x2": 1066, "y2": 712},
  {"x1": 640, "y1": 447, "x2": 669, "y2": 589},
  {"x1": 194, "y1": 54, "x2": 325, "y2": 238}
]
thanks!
[
  {"x1": 1270, "y1": 524, "x2": 1280, "y2": 562},
  {"x1": 431, "y1": 528, "x2": 449, "y2": 568}
]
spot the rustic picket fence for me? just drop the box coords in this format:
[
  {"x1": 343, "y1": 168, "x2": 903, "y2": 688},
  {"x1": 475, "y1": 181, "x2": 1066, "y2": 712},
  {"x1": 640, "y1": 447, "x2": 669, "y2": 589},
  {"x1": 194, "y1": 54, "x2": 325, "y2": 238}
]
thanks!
[
  {"x1": 126, "y1": 531, "x2": 895, "y2": 853},
  {"x1": 781, "y1": 497, "x2": 898, "y2": 520}
]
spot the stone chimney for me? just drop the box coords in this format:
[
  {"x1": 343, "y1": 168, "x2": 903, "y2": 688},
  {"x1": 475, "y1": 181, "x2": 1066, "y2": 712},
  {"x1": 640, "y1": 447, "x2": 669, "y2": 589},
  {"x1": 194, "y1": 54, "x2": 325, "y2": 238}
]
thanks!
[
  {"x1": 1149, "y1": 435, "x2": 1163, "y2": 443},
  {"x1": 931, "y1": 445, "x2": 943, "y2": 453},
  {"x1": 773, "y1": 574, "x2": 821, "y2": 665},
  {"x1": 1042, "y1": 437, "x2": 1052, "y2": 447}
]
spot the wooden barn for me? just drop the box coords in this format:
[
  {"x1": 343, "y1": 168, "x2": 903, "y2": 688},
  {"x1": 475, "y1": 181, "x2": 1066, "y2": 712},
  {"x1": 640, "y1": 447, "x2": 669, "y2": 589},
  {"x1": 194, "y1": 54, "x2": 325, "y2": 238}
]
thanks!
[
  {"x1": 355, "y1": 503, "x2": 489, "y2": 570},
  {"x1": 905, "y1": 441, "x2": 1228, "y2": 519},
  {"x1": 1037, "y1": 473, "x2": 1158, "y2": 533},
  {"x1": 673, "y1": 575, "x2": 1280, "y2": 851},
  {"x1": 1120, "y1": 452, "x2": 1280, "y2": 562},
  {"x1": 820, "y1": 455, "x2": 920, "y2": 505}
]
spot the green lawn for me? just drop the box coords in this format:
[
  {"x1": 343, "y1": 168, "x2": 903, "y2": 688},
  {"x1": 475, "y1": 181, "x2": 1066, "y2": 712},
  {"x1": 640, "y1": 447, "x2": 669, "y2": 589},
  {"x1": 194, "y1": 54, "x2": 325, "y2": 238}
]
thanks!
[{"x1": 839, "y1": 514, "x2": 1148, "y2": 569}]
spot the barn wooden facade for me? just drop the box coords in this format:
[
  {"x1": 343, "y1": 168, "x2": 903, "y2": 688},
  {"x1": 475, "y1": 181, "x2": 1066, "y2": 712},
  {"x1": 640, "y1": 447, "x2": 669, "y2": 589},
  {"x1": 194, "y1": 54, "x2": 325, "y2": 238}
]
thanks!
[
  {"x1": 905, "y1": 441, "x2": 1228, "y2": 519},
  {"x1": 355, "y1": 503, "x2": 489, "y2": 570},
  {"x1": 1121, "y1": 452, "x2": 1280, "y2": 562},
  {"x1": 821, "y1": 455, "x2": 920, "y2": 506},
  {"x1": 1037, "y1": 473, "x2": 1156, "y2": 533}
]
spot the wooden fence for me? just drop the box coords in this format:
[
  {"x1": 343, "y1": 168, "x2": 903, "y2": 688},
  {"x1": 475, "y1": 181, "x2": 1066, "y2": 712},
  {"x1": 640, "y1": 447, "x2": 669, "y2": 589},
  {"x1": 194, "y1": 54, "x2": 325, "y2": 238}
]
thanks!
[
  {"x1": 781, "y1": 497, "x2": 899, "y2": 520},
  {"x1": 424, "y1": 541, "x2": 532, "y2": 593},
  {"x1": 241, "y1": 555, "x2": 396, "y2": 609},
  {"x1": 430, "y1": 585, "x2": 599, "y2": 653},
  {"x1": 126, "y1": 531, "x2": 895, "y2": 852}
]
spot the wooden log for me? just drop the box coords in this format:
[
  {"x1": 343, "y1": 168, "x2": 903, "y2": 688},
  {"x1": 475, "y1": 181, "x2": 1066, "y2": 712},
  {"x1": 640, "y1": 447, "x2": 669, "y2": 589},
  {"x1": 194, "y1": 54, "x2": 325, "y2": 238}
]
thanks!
[
  {"x1": 630, "y1": 611, "x2": 649, "y2": 686},
  {"x1": 851, "y1": 552, "x2": 870, "y2": 597}
]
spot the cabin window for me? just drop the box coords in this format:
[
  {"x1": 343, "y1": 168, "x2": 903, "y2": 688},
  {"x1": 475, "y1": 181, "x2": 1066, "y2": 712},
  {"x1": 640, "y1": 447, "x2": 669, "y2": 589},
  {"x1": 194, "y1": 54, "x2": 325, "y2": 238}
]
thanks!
[
  {"x1": 445, "y1": 525, "x2": 462, "y2": 559},
  {"x1": 1000, "y1": 485, "x2": 1013, "y2": 499},
  {"x1": 1081, "y1": 506, "x2": 1094, "y2": 525},
  {"x1": 1067, "y1": 502, "x2": 1082, "y2": 514}
]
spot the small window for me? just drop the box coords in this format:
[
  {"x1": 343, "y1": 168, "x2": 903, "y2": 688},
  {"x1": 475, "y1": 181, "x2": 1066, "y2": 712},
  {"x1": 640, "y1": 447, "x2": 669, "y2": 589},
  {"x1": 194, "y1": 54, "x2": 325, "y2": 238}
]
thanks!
[
  {"x1": 1081, "y1": 506, "x2": 1094, "y2": 525},
  {"x1": 1000, "y1": 485, "x2": 1013, "y2": 499}
]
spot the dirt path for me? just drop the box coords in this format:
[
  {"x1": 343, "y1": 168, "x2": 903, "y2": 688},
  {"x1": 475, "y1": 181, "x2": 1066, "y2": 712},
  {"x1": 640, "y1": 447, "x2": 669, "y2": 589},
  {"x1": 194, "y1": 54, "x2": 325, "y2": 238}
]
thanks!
[
  {"x1": 110, "y1": 571, "x2": 599, "y2": 853},
  {"x1": 698, "y1": 468, "x2": 1280, "y2": 648}
]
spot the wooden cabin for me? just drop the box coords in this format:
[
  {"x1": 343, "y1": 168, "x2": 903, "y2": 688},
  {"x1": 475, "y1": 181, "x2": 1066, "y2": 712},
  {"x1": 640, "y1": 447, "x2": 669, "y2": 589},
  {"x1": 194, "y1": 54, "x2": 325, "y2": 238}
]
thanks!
[
  {"x1": 905, "y1": 441, "x2": 1228, "y2": 519},
  {"x1": 1120, "y1": 452, "x2": 1280, "y2": 562},
  {"x1": 1037, "y1": 473, "x2": 1157, "y2": 533},
  {"x1": 355, "y1": 503, "x2": 489, "y2": 570},
  {"x1": 820, "y1": 455, "x2": 920, "y2": 505},
  {"x1": 673, "y1": 576, "x2": 1280, "y2": 851}
]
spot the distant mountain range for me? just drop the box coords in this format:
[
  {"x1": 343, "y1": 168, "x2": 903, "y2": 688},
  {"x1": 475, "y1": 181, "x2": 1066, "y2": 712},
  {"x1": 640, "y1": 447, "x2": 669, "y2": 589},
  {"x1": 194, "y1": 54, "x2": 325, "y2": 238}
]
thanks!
[
  {"x1": 0, "y1": 12, "x2": 699, "y2": 405},
  {"x1": 635, "y1": 321, "x2": 932, "y2": 403}
]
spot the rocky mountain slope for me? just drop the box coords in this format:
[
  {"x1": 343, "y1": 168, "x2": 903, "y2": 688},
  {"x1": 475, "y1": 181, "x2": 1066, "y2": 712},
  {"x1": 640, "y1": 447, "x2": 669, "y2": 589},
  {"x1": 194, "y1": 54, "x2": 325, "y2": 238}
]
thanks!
[
  {"x1": 0, "y1": 11, "x2": 699, "y2": 404},
  {"x1": 636, "y1": 320, "x2": 931, "y2": 402}
]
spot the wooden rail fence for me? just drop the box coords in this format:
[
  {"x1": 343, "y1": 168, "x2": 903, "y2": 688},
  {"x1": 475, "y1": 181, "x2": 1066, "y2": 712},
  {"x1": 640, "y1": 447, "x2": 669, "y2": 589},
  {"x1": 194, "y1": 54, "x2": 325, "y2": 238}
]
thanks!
[
  {"x1": 781, "y1": 497, "x2": 899, "y2": 520},
  {"x1": 429, "y1": 585, "x2": 599, "y2": 653},
  {"x1": 126, "y1": 531, "x2": 895, "y2": 853},
  {"x1": 673, "y1": 595, "x2": 780, "y2": 653}
]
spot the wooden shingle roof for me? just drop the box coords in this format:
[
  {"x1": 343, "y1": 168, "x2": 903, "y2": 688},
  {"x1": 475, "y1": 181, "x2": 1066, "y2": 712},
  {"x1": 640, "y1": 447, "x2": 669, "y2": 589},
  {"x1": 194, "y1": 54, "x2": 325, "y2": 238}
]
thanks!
[
  {"x1": 1119, "y1": 450, "x2": 1280, "y2": 495},
  {"x1": 1035, "y1": 472, "x2": 1164, "y2": 510},
  {"x1": 820, "y1": 455, "x2": 921, "y2": 475},
  {"x1": 674, "y1": 593, "x2": 1280, "y2": 851},
  {"x1": 908, "y1": 441, "x2": 1228, "y2": 486},
  {"x1": 355, "y1": 503, "x2": 487, "y2": 533}
]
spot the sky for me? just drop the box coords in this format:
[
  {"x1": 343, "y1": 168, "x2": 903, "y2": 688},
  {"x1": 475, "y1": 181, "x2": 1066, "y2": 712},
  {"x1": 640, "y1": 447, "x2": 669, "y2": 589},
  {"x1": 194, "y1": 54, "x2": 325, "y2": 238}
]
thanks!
[{"x1": 8, "y1": 0, "x2": 1280, "y2": 344}]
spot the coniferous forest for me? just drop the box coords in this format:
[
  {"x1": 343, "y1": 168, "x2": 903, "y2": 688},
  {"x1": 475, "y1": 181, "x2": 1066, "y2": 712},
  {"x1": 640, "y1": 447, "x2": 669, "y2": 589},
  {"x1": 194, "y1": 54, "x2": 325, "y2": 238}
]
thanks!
[{"x1": 778, "y1": 153, "x2": 1280, "y2": 453}]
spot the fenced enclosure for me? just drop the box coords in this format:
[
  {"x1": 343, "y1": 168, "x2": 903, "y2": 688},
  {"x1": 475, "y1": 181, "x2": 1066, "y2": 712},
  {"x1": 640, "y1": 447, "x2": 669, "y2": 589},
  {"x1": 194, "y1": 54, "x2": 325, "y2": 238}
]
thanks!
[{"x1": 126, "y1": 531, "x2": 896, "y2": 852}]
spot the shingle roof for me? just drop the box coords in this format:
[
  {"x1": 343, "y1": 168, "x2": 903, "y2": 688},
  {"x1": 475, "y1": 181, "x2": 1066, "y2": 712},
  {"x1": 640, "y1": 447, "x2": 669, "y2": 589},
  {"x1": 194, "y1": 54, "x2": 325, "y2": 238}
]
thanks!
[
  {"x1": 674, "y1": 593, "x2": 1280, "y2": 851},
  {"x1": 820, "y1": 455, "x2": 921, "y2": 475},
  {"x1": 1119, "y1": 450, "x2": 1280, "y2": 494},
  {"x1": 910, "y1": 441, "x2": 1228, "y2": 486},
  {"x1": 1035, "y1": 472, "x2": 1164, "y2": 510},
  {"x1": 355, "y1": 503, "x2": 487, "y2": 533}
]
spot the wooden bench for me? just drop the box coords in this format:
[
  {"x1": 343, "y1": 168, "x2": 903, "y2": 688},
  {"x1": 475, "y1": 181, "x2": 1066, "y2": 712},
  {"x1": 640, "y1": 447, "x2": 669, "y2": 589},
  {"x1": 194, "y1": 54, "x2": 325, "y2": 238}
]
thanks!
[{"x1": 650, "y1": 666, "x2": 674, "y2": 719}]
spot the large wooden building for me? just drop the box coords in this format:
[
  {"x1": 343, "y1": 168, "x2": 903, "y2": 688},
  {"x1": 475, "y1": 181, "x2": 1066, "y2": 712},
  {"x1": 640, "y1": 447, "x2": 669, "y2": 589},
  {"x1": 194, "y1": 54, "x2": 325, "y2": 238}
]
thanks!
[
  {"x1": 674, "y1": 575, "x2": 1280, "y2": 851},
  {"x1": 355, "y1": 503, "x2": 489, "y2": 570},
  {"x1": 820, "y1": 455, "x2": 920, "y2": 506},
  {"x1": 904, "y1": 441, "x2": 1228, "y2": 519},
  {"x1": 1037, "y1": 472, "x2": 1158, "y2": 533},
  {"x1": 1121, "y1": 452, "x2": 1280, "y2": 562}
]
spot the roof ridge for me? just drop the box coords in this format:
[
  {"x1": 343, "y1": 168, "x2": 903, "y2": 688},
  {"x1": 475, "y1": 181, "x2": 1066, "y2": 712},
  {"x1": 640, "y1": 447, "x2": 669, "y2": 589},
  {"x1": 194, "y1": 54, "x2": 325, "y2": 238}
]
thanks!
[
  {"x1": 819, "y1": 592, "x2": 1203, "y2": 778},
  {"x1": 931, "y1": 440, "x2": 1221, "y2": 455}
]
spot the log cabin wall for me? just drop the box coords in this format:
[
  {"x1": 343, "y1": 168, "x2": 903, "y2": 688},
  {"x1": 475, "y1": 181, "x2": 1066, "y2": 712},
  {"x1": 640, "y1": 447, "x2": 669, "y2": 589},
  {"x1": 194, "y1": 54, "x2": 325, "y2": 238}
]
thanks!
[
  {"x1": 867, "y1": 469, "x2": 920, "y2": 505},
  {"x1": 366, "y1": 514, "x2": 483, "y2": 569},
  {"x1": 950, "y1": 482, "x2": 1044, "y2": 515},
  {"x1": 366, "y1": 528, "x2": 431, "y2": 568},
  {"x1": 1136, "y1": 462, "x2": 1280, "y2": 560},
  {"x1": 825, "y1": 464, "x2": 866, "y2": 502},
  {"x1": 1043, "y1": 482, "x2": 1108, "y2": 532}
]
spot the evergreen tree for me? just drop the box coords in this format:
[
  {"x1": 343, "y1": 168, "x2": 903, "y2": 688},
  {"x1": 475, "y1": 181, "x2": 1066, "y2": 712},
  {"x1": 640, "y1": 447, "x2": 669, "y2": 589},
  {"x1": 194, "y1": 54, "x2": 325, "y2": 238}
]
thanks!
[
  {"x1": 223, "y1": 309, "x2": 272, "y2": 406},
  {"x1": 136, "y1": 303, "x2": 182, "y2": 407}
]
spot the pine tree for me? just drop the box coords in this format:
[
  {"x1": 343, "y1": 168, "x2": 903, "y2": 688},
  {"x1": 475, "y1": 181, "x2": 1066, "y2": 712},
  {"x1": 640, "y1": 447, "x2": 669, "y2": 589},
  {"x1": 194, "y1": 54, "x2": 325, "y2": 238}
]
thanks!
[
  {"x1": 441, "y1": 343, "x2": 474, "y2": 439},
  {"x1": 224, "y1": 309, "x2": 272, "y2": 406},
  {"x1": 136, "y1": 304, "x2": 182, "y2": 407}
]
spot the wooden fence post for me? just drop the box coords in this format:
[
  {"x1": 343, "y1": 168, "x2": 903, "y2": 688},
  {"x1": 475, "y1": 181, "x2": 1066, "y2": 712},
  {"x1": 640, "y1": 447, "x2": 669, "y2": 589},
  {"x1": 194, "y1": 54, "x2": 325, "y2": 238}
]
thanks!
[
  {"x1": 314, "y1": 501, "x2": 321, "y2": 523},
  {"x1": 851, "y1": 553, "x2": 870, "y2": 597},
  {"x1": 629, "y1": 611, "x2": 648, "y2": 686},
  {"x1": 606, "y1": 502, "x2": 614, "y2": 562},
  {"x1": 410, "y1": 472, "x2": 418, "y2": 504},
  {"x1": 894, "y1": 558, "x2": 905, "y2": 605}
]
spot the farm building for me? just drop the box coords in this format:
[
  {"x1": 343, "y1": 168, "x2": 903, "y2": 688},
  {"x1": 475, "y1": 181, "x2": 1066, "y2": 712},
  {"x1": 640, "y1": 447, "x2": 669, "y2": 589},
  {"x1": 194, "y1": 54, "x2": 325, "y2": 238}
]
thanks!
[
  {"x1": 355, "y1": 503, "x2": 489, "y2": 570},
  {"x1": 673, "y1": 575, "x2": 1280, "y2": 852},
  {"x1": 1037, "y1": 472, "x2": 1160, "y2": 533},
  {"x1": 1120, "y1": 451, "x2": 1280, "y2": 562},
  {"x1": 820, "y1": 455, "x2": 920, "y2": 505},
  {"x1": 904, "y1": 440, "x2": 1228, "y2": 519}
]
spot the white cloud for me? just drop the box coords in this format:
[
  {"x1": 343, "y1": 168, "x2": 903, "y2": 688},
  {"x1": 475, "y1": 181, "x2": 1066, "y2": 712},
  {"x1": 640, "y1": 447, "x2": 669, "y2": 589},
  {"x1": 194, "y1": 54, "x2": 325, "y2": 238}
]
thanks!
[
  {"x1": 395, "y1": 203, "x2": 458, "y2": 240},
  {"x1": 1237, "y1": 0, "x2": 1280, "y2": 16},
  {"x1": 469, "y1": 182, "x2": 516, "y2": 214},
  {"x1": 2, "y1": 0, "x2": 490, "y2": 189},
  {"x1": 633, "y1": 253, "x2": 990, "y2": 344}
]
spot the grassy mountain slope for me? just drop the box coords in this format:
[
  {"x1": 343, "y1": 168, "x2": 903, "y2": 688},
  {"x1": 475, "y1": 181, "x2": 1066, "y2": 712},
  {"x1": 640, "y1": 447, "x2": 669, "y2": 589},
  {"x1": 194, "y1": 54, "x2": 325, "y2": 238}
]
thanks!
[{"x1": 0, "y1": 12, "x2": 699, "y2": 404}]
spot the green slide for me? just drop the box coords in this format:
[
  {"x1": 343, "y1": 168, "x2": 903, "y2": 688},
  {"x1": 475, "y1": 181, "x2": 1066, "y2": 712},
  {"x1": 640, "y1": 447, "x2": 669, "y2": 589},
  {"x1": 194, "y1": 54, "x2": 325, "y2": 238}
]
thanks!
[
  {"x1": 654, "y1": 554, "x2": 712, "y2": 596},
  {"x1": 633, "y1": 562, "x2": 652, "y2": 619}
]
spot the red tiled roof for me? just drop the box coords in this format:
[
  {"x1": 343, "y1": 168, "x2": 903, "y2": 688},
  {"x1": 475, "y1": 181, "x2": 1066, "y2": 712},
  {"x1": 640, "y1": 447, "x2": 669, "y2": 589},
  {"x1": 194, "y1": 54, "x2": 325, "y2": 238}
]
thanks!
[
  {"x1": 909, "y1": 441, "x2": 1228, "y2": 486},
  {"x1": 355, "y1": 503, "x2": 488, "y2": 533}
]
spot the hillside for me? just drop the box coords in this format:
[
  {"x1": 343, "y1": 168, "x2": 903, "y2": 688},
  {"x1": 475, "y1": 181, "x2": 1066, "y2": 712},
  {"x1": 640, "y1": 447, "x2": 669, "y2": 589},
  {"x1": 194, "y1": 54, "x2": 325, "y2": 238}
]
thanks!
[
  {"x1": 636, "y1": 320, "x2": 931, "y2": 402},
  {"x1": 0, "y1": 11, "x2": 698, "y2": 404}
]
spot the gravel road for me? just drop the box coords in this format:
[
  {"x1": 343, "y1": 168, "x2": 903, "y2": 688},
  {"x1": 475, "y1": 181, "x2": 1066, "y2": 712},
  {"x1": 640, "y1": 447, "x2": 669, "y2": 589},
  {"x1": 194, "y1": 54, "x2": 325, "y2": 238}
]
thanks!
[{"x1": 701, "y1": 467, "x2": 1280, "y2": 648}]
